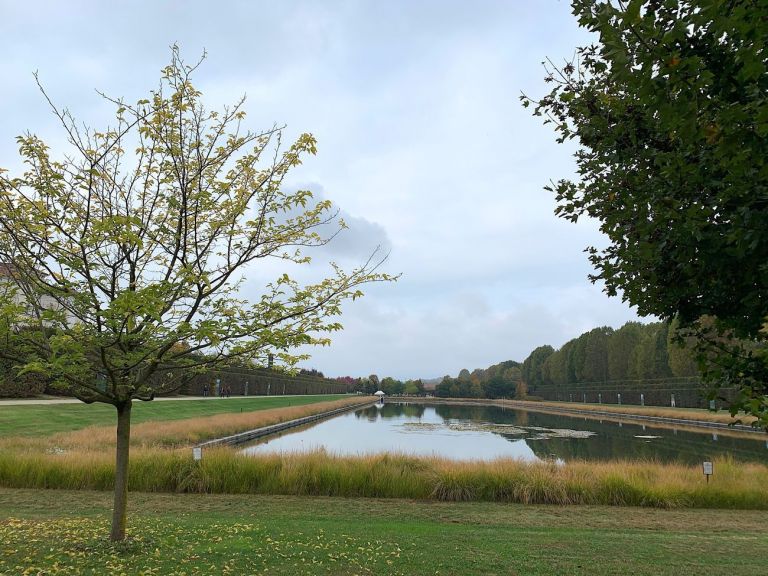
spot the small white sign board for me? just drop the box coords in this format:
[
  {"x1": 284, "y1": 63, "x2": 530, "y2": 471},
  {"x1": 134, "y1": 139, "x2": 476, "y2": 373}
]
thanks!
[
  {"x1": 193, "y1": 447, "x2": 203, "y2": 461},
  {"x1": 703, "y1": 461, "x2": 713, "y2": 476}
]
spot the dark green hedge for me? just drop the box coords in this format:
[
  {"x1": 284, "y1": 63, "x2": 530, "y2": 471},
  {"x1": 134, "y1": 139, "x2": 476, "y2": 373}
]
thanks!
[{"x1": 0, "y1": 359, "x2": 46, "y2": 398}]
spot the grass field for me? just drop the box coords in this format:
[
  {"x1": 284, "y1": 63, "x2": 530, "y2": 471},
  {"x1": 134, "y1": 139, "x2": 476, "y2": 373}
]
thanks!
[
  {"x1": 0, "y1": 397, "x2": 765, "y2": 574},
  {"x1": 1, "y1": 488, "x2": 766, "y2": 575},
  {"x1": 0, "y1": 396, "x2": 765, "y2": 508},
  {"x1": 0, "y1": 394, "x2": 348, "y2": 437}
]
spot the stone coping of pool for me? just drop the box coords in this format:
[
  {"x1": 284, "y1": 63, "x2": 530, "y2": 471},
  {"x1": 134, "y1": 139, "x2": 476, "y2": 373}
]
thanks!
[{"x1": 196, "y1": 398, "x2": 378, "y2": 448}]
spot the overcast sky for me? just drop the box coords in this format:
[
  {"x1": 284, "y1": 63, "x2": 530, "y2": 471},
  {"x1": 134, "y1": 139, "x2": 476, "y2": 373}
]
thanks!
[{"x1": 0, "y1": 0, "x2": 647, "y2": 380}]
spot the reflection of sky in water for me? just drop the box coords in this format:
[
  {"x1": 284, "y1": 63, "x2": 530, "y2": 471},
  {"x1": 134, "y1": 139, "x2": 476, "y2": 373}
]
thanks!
[
  {"x1": 241, "y1": 405, "x2": 539, "y2": 461},
  {"x1": 240, "y1": 403, "x2": 768, "y2": 464}
]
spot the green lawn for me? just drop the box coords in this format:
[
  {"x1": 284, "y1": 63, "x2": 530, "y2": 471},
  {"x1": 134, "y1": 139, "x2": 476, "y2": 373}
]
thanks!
[
  {"x1": 1, "y1": 488, "x2": 765, "y2": 575},
  {"x1": 0, "y1": 394, "x2": 347, "y2": 436}
]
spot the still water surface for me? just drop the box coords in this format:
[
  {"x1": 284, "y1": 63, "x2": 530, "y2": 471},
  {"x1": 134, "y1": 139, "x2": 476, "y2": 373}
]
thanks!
[{"x1": 242, "y1": 402, "x2": 768, "y2": 464}]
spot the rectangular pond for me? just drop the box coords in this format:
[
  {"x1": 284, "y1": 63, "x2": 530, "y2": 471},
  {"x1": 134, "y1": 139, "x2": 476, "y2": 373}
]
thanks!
[{"x1": 241, "y1": 402, "x2": 768, "y2": 464}]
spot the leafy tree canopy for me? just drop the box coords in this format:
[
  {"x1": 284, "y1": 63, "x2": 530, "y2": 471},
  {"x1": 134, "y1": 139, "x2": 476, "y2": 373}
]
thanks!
[
  {"x1": 0, "y1": 47, "x2": 395, "y2": 539},
  {"x1": 523, "y1": 0, "x2": 768, "y2": 426}
]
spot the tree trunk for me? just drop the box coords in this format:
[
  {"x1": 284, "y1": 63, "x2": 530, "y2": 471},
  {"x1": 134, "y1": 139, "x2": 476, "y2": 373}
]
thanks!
[{"x1": 110, "y1": 399, "x2": 132, "y2": 541}]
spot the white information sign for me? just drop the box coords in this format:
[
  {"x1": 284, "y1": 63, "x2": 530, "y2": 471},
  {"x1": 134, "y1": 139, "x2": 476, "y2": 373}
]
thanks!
[
  {"x1": 703, "y1": 461, "x2": 713, "y2": 476},
  {"x1": 193, "y1": 447, "x2": 203, "y2": 461}
]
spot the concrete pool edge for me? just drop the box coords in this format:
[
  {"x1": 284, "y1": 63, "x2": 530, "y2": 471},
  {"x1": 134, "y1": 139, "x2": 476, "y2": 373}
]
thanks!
[{"x1": 196, "y1": 398, "x2": 377, "y2": 449}]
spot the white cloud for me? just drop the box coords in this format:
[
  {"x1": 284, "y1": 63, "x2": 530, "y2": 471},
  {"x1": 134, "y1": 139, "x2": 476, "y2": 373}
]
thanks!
[{"x1": 0, "y1": 0, "x2": 643, "y2": 380}]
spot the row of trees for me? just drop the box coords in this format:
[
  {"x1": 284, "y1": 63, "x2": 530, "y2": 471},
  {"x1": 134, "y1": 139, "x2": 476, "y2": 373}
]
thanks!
[
  {"x1": 435, "y1": 360, "x2": 522, "y2": 399},
  {"x1": 349, "y1": 374, "x2": 426, "y2": 396},
  {"x1": 521, "y1": 320, "x2": 698, "y2": 390},
  {"x1": 429, "y1": 321, "x2": 698, "y2": 401}
]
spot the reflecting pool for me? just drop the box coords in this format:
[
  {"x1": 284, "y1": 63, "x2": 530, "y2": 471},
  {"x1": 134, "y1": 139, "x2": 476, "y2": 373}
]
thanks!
[{"x1": 241, "y1": 402, "x2": 768, "y2": 463}]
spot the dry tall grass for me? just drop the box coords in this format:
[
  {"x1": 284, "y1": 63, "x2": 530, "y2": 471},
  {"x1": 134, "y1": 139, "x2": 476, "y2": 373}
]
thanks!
[
  {"x1": 0, "y1": 450, "x2": 764, "y2": 509},
  {"x1": 51, "y1": 396, "x2": 371, "y2": 451}
]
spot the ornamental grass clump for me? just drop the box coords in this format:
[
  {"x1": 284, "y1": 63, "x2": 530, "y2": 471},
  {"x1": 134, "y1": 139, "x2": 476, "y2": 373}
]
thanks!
[{"x1": 6, "y1": 450, "x2": 764, "y2": 509}]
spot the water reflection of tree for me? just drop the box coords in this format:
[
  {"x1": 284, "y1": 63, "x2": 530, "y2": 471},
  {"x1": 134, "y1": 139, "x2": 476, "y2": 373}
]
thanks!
[
  {"x1": 423, "y1": 403, "x2": 766, "y2": 464},
  {"x1": 396, "y1": 404, "x2": 426, "y2": 418},
  {"x1": 379, "y1": 403, "x2": 426, "y2": 419},
  {"x1": 355, "y1": 403, "x2": 426, "y2": 421},
  {"x1": 355, "y1": 406, "x2": 380, "y2": 422},
  {"x1": 522, "y1": 414, "x2": 767, "y2": 464},
  {"x1": 434, "y1": 404, "x2": 522, "y2": 425},
  {"x1": 353, "y1": 402, "x2": 767, "y2": 464}
]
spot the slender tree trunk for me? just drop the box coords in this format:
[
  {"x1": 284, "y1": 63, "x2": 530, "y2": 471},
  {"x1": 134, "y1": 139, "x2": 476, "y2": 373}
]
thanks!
[{"x1": 110, "y1": 399, "x2": 132, "y2": 541}]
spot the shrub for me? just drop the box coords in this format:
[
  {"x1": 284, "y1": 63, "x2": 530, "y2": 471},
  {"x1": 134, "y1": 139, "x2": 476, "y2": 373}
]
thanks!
[{"x1": 0, "y1": 358, "x2": 46, "y2": 398}]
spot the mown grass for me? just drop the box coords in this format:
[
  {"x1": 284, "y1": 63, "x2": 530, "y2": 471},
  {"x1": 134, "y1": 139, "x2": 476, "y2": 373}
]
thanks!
[
  {"x1": 0, "y1": 449, "x2": 764, "y2": 509},
  {"x1": 52, "y1": 396, "x2": 370, "y2": 450},
  {"x1": 0, "y1": 394, "x2": 349, "y2": 437},
  {"x1": 1, "y1": 488, "x2": 767, "y2": 575},
  {"x1": 0, "y1": 397, "x2": 371, "y2": 459}
]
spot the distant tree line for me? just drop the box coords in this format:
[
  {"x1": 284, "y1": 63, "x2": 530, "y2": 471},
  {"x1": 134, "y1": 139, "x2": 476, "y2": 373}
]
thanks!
[
  {"x1": 521, "y1": 320, "x2": 698, "y2": 392},
  {"x1": 434, "y1": 360, "x2": 522, "y2": 399},
  {"x1": 347, "y1": 374, "x2": 426, "y2": 396},
  {"x1": 290, "y1": 320, "x2": 704, "y2": 403}
]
